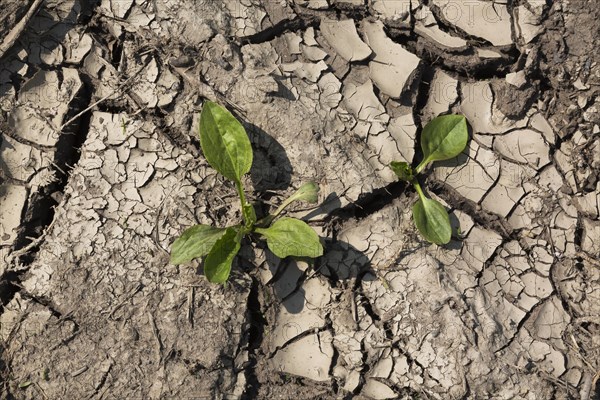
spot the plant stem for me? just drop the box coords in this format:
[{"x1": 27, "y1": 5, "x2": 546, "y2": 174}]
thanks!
[
  {"x1": 236, "y1": 181, "x2": 250, "y2": 226},
  {"x1": 273, "y1": 197, "x2": 292, "y2": 218},
  {"x1": 413, "y1": 180, "x2": 426, "y2": 201},
  {"x1": 414, "y1": 158, "x2": 430, "y2": 174}
]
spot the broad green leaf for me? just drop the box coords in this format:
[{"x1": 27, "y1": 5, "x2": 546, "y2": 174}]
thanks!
[
  {"x1": 390, "y1": 161, "x2": 414, "y2": 182},
  {"x1": 170, "y1": 224, "x2": 227, "y2": 265},
  {"x1": 255, "y1": 217, "x2": 323, "y2": 258},
  {"x1": 418, "y1": 115, "x2": 468, "y2": 170},
  {"x1": 204, "y1": 227, "x2": 241, "y2": 283},
  {"x1": 273, "y1": 182, "x2": 320, "y2": 217},
  {"x1": 199, "y1": 101, "x2": 253, "y2": 182},
  {"x1": 412, "y1": 197, "x2": 452, "y2": 245}
]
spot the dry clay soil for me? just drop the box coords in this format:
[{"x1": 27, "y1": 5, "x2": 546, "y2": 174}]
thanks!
[{"x1": 0, "y1": 0, "x2": 599, "y2": 399}]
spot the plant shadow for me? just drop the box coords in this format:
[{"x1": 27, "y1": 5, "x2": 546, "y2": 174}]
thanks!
[
  {"x1": 244, "y1": 122, "x2": 292, "y2": 192},
  {"x1": 260, "y1": 238, "x2": 376, "y2": 315},
  {"x1": 197, "y1": 236, "x2": 376, "y2": 315}
]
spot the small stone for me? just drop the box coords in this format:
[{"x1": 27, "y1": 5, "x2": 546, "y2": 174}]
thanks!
[
  {"x1": 506, "y1": 71, "x2": 527, "y2": 88},
  {"x1": 573, "y1": 78, "x2": 590, "y2": 90}
]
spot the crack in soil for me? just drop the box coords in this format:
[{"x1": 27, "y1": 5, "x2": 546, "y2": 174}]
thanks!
[
  {"x1": 0, "y1": 72, "x2": 93, "y2": 389},
  {"x1": 428, "y1": 178, "x2": 514, "y2": 239},
  {"x1": 242, "y1": 277, "x2": 267, "y2": 399},
  {"x1": 1, "y1": 0, "x2": 597, "y2": 397},
  {"x1": 240, "y1": 16, "x2": 315, "y2": 45}
]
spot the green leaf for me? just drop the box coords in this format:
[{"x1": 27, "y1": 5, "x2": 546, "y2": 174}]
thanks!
[
  {"x1": 255, "y1": 217, "x2": 323, "y2": 258},
  {"x1": 204, "y1": 227, "x2": 241, "y2": 283},
  {"x1": 288, "y1": 182, "x2": 320, "y2": 204},
  {"x1": 19, "y1": 381, "x2": 32, "y2": 389},
  {"x1": 170, "y1": 225, "x2": 227, "y2": 265},
  {"x1": 199, "y1": 101, "x2": 253, "y2": 183},
  {"x1": 273, "y1": 182, "x2": 320, "y2": 217},
  {"x1": 417, "y1": 114, "x2": 468, "y2": 172},
  {"x1": 390, "y1": 161, "x2": 414, "y2": 182},
  {"x1": 412, "y1": 197, "x2": 452, "y2": 245}
]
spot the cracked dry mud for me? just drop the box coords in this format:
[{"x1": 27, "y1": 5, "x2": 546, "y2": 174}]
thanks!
[{"x1": 0, "y1": 0, "x2": 599, "y2": 399}]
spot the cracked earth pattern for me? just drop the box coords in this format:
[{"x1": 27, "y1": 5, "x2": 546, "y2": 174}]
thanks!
[{"x1": 0, "y1": 0, "x2": 599, "y2": 399}]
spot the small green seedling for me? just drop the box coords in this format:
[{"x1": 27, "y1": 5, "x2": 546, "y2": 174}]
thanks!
[
  {"x1": 170, "y1": 101, "x2": 323, "y2": 283},
  {"x1": 390, "y1": 114, "x2": 468, "y2": 245}
]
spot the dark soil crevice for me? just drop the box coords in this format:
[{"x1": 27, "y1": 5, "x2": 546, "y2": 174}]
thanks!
[
  {"x1": 412, "y1": 62, "x2": 436, "y2": 163},
  {"x1": 324, "y1": 62, "x2": 429, "y2": 227},
  {"x1": 240, "y1": 16, "x2": 315, "y2": 45},
  {"x1": 0, "y1": 271, "x2": 20, "y2": 308},
  {"x1": 0, "y1": 74, "x2": 93, "y2": 321},
  {"x1": 267, "y1": 325, "x2": 329, "y2": 360},
  {"x1": 326, "y1": 180, "x2": 409, "y2": 226},
  {"x1": 425, "y1": 0, "x2": 504, "y2": 48},
  {"x1": 18, "y1": 288, "x2": 65, "y2": 320},
  {"x1": 11, "y1": 73, "x2": 93, "y2": 263},
  {"x1": 242, "y1": 277, "x2": 267, "y2": 399}
]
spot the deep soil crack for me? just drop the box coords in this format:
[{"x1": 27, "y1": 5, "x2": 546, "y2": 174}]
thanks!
[{"x1": 242, "y1": 277, "x2": 267, "y2": 399}]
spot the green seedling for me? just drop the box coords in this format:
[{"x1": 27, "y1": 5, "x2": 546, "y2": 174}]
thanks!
[
  {"x1": 170, "y1": 101, "x2": 323, "y2": 283},
  {"x1": 390, "y1": 114, "x2": 468, "y2": 245}
]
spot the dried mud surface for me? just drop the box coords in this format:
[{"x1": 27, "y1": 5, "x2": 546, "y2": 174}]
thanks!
[{"x1": 0, "y1": 0, "x2": 599, "y2": 399}]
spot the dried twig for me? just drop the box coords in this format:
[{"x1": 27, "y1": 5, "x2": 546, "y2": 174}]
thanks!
[
  {"x1": 5, "y1": 205, "x2": 60, "y2": 268},
  {"x1": 0, "y1": 0, "x2": 45, "y2": 60},
  {"x1": 58, "y1": 58, "x2": 151, "y2": 131}
]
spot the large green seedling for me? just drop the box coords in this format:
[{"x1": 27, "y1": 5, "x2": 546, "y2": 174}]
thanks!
[
  {"x1": 170, "y1": 101, "x2": 323, "y2": 283},
  {"x1": 390, "y1": 114, "x2": 468, "y2": 245}
]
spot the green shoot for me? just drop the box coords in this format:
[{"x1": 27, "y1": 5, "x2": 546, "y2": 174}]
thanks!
[
  {"x1": 390, "y1": 114, "x2": 468, "y2": 245},
  {"x1": 170, "y1": 101, "x2": 323, "y2": 283}
]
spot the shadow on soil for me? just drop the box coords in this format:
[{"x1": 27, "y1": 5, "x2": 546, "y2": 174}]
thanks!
[
  {"x1": 260, "y1": 238, "x2": 376, "y2": 315},
  {"x1": 245, "y1": 122, "x2": 292, "y2": 192}
]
